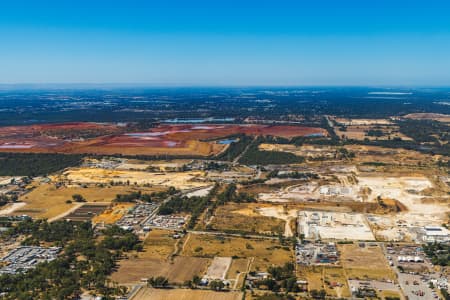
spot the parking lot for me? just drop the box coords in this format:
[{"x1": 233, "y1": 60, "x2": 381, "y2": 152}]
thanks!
[
  {"x1": 145, "y1": 215, "x2": 187, "y2": 230},
  {"x1": 116, "y1": 203, "x2": 159, "y2": 233},
  {"x1": 384, "y1": 244, "x2": 443, "y2": 299}
]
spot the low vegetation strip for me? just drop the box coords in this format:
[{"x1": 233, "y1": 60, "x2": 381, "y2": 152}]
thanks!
[
  {"x1": 238, "y1": 138, "x2": 305, "y2": 165},
  {"x1": 215, "y1": 134, "x2": 253, "y2": 161}
]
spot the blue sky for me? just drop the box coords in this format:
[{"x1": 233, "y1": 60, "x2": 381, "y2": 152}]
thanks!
[{"x1": 1, "y1": 0, "x2": 450, "y2": 86}]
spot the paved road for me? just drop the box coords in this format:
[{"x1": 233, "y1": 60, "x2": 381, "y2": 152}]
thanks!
[{"x1": 127, "y1": 284, "x2": 143, "y2": 300}]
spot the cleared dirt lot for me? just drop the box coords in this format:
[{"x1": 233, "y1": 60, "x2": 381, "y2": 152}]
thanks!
[
  {"x1": 132, "y1": 288, "x2": 242, "y2": 300},
  {"x1": 204, "y1": 256, "x2": 232, "y2": 280},
  {"x1": 92, "y1": 202, "x2": 134, "y2": 225},
  {"x1": 16, "y1": 184, "x2": 158, "y2": 219},
  {"x1": 181, "y1": 234, "x2": 293, "y2": 272},
  {"x1": 111, "y1": 256, "x2": 210, "y2": 284},
  {"x1": 59, "y1": 168, "x2": 208, "y2": 189},
  {"x1": 339, "y1": 243, "x2": 396, "y2": 281},
  {"x1": 209, "y1": 203, "x2": 285, "y2": 236}
]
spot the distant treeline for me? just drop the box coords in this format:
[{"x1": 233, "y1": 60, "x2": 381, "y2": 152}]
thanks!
[{"x1": 0, "y1": 153, "x2": 83, "y2": 176}]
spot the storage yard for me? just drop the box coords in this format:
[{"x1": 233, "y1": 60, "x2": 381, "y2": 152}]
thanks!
[
  {"x1": 0, "y1": 246, "x2": 60, "y2": 275},
  {"x1": 62, "y1": 203, "x2": 109, "y2": 222}
]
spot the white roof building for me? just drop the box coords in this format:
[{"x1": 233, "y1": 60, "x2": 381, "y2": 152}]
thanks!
[{"x1": 422, "y1": 226, "x2": 450, "y2": 243}]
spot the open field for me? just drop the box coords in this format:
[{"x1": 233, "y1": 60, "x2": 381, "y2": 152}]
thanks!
[
  {"x1": 330, "y1": 117, "x2": 412, "y2": 141},
  {"x1": 0, "y1": 122, "x2": 325, "y2": 156},
  {"x1": 131, "y1": 288, "x2": 242, "y2": 300},
  {"x1": 339, "y1": 243, "x2": 396, "y2": 281},
  {"x1": 333, "y1": 118, "x2": 394, "y2": 126},
  {"x1": 140, "y1": 229, "x2": 177, "y2": 260},
  {"x1": 323, "y1": 266, "x2": 351, "y2": 298},
  {"x1": 204, "y1": 256, "x2": 232, "y2": 280},
  {"x1": 226, "y1": 258, "x2": 250, "y2": 280},
  {"x1": 335, "y1": 124, "x2": 411, "y2": 141},
  {"x1": 209, "y1": 203, "x2": 285, "y2": 236},
  {"x1": 298, "y1": 266, "x2": 324, "y2": 291},
  {"x1": 111, "y1": 256, "x2": 210, "y2": 284},
  {"x1": 347, "y1": 144, "x2": 433, "y2": 165},
  {"x1": 16, "y1": 184, "x2": 160, "y2": 219},
  {"x1": 181, "y1": 234, "x2": 293, "y2": 272},
  {"x1": 57, "y1": 168, "x2": 208, "y2": 189},
  {"x1": 299, "y1": 266, "x2": 351, "y2": 298}
]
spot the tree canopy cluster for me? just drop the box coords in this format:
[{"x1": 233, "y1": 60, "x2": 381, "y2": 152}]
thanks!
[
  {"x1": 423, "y1": 243, "x2": 450, "y2": 266},
  {"x1": 0, "y1": 220, "x2": 141, "y2": 299},
  {"x1": 252, "y1": 262, "x2": 301, "y2": 293}
]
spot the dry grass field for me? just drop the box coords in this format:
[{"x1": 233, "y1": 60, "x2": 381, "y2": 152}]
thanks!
[
  {"x1": 299, "y1": 266, "x2": 324, "y2": 292},
  {"x1": 298, "y1": 266, "x2": 351, "y2": 297},
  {"x1": 131, "y1": 288, "x2": 242, "y2": 300},
  {"x1": 181, "y1": 234, "x2": 293, "y2": 272},
  {"x1": 110, "y1": 229, "x2": 209, "y2": 284},
  {"x1": 140, "y1": 229, "x2": 177, "y2": 260},
  {"x1": 347, "y1": 144, "x2": 433, "y2": 166},
  {"x1": 334, "y1": 124, "x2": 411, "y2": 141},
  {"x1": 209, "y1": 203, "x2": 285, "y2": 235},
  {"x1": 403, "y1": 112, "x2": 450, "y2": 123},
  {"x1": 380, "y1": 290, "x2": 402, "y2": 299},
  {"x1": 111, "y1": 256, "x2": 210, "y2": 284},
  {"x1": 329, "y1": 118, "x2": 412, "y2": 142},
  {"x1": 323, "y1": 266, "x2": 351, "y2": 298},
  {"x1": 16, "y1": 184, "x2": 159, "y2": 219},
  {"x1": 339, "y1": 243, "x2": 396, "y2": 281},
  {"x1": 226, "y1": 258, "x2": 250, "y2": 280}
]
